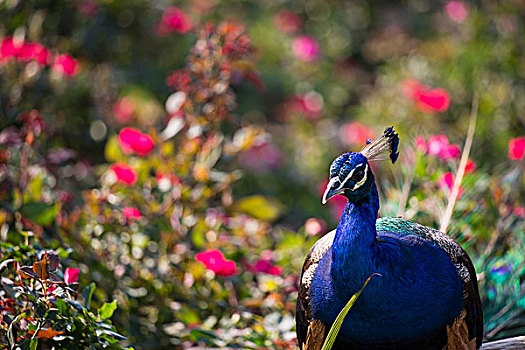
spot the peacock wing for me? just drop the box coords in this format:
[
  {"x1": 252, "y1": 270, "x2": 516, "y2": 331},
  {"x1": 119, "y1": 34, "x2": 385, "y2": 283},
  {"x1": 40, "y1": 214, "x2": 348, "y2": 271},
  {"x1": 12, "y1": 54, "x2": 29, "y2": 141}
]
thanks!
[
  {"x1": 376, "y1": 217, "x2": 483, "y2": 349},
  {"x1": 296, "y1": 229, "x2": 335, "y2": 349}
]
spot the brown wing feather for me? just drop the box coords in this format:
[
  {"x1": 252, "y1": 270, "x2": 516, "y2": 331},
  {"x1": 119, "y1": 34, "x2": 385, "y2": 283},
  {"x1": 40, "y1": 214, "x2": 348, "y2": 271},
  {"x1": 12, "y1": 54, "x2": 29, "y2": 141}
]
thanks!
[{"x1": 296, "y1": 230, "x2": 335, "y2": 349}]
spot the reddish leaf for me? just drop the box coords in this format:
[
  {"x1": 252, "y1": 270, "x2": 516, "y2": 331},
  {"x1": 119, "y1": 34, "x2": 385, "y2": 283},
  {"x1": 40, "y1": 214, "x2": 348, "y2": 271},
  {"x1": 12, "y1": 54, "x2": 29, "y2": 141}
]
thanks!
[{"x1": 33, "y1": 260, "x2": 49, "y2": 280}]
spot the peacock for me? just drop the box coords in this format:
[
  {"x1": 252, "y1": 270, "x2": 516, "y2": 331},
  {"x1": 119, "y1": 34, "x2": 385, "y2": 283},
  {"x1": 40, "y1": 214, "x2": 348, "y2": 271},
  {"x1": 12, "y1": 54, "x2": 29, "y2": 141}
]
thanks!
[{"x1": 296, "y1": 127, "x2": 483, "y2": 350}]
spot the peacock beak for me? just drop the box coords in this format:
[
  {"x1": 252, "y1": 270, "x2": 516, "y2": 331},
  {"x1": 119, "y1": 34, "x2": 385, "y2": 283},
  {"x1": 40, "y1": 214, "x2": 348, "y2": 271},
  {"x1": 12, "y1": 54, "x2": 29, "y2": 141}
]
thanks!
[{"x1": 322, "y1": 177, "x2": 344, "y2": 204}]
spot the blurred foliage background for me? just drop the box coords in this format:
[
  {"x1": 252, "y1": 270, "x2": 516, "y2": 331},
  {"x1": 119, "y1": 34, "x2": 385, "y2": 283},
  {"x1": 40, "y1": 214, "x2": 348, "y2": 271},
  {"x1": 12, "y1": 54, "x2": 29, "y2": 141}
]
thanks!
[{"x1": 0, "y1": 0, "x2": 524, "y2": 349}]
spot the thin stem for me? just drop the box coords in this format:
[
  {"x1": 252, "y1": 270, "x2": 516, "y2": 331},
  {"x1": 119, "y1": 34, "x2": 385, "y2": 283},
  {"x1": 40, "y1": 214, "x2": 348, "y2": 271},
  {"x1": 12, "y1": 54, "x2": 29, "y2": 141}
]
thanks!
[
  {"x1": 440, "y1": 93, "x2": 478, "y2": 233},
  {"x1": 397, "y1": 166, "x2": 414, "y2": 218}
]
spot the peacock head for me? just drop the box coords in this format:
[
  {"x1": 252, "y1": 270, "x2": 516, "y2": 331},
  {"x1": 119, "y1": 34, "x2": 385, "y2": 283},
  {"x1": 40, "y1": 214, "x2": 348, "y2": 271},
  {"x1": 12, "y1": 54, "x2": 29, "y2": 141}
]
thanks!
[{"x1": 322, "y1": 126, "x2": 399, "y2": 204}]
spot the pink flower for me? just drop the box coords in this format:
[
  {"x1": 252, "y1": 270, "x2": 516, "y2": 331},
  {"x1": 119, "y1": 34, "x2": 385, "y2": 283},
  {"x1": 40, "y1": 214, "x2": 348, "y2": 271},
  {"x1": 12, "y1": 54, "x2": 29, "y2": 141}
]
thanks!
[
  {"x1": 445, "y1": 1, "x2": 469, "y2": 23},
  {"x1": 438, "y1": 172, "x2": 463, "y2": 198},
  {"x1": 339, "y1": 122, "x2": 375, "y2": 146},
  {"x1": 123, "y1": 207, "x2": 141, "y2": 219},
  {"x1": 401, "y1": 79, "x2": 450, "y2": 113},
  {"x1": 52, "y1": 54, "x2": 78, "y2": 76},
  {"x1": 304, "y1": 218, "x2": 327, "y2": 236},
  {"x1": 414, "y1": 135, "x2": 427, "y2": 153},
  {"x1": 64, "y1": 267, "x2": 80, "y2": 285},
  {"x1": 110, "y1": 163, "x2": 137, "y2": 185},
  {"x1": 113, "y1": 97, "x2": 134, "y2": 123},
  {"x1": 292, "y1": 35, "x2": 319, "y2": 62},
  {"x1": 508, "y1": 136, "x2": 525, "y2": 160},
  {"x1": 426, "y1": 135, "x2": 461, "y2": 160},
  {"x1": 196, "y1": 249, "x2": 238, "y2": 277},
  {"x1": 118, "y1": 127, "x2": 155, "y2": 157},
  {"x1": 417, "y1": 89, "x2": 450, "y2": 113},
  {"x1": 274, "y1": 10, "x2": 301, "y2": 34},
  {"x1": 513, "y1": 206, "x2": 525, "y2": 218},
  {"x1": 238, "y1": 142, "x2": 283, "y2": 174},
  {"x1": 156, "y1": 7, "x2": 192, "y2": 36}
]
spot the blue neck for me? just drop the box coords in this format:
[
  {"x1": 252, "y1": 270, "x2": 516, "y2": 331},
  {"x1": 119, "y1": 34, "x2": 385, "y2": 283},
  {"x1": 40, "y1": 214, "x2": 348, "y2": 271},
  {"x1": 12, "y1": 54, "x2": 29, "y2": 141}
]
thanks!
[{"x1": 331, "y1": 185, "x2": 379, "y2": 294}]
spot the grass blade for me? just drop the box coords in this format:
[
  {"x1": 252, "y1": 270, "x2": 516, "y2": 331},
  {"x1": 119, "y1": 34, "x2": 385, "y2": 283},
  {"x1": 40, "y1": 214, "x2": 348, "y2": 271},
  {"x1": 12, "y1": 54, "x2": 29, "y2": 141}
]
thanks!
[{"x1": 320, "y1": 273, "x2": 380, "y2": 350}]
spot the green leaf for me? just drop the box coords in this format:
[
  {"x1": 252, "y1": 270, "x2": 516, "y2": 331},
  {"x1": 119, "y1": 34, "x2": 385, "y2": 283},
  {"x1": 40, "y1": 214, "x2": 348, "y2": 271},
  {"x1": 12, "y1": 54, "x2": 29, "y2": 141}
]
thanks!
[
  {"x1": 96, "y1": 329, "x2": 127, "y2": 341},
  {"x1": 235, "y1": 195, "x2": 283, "y2": 221},
  {"x1": 321, "y1": 273, "x2": 380, "y2": 350},
  {"x1": 82, "y1": 282, "x2": 96, "y2": 309},
  {"x1": 55, "y1": 299, "x2": 69, "y2": 315},
  {"x1": 104, "y1": 134, "x2": 125, "y2": 162},
  {"x1": 8, "y1": 312, "x2": 26, "y2": 349},
  {"x1": 19, "y1": 202, "x2": 59, "y2": 226},
  {"x1": 98, "y1": 300, "x2": 117, "y2": 320}
]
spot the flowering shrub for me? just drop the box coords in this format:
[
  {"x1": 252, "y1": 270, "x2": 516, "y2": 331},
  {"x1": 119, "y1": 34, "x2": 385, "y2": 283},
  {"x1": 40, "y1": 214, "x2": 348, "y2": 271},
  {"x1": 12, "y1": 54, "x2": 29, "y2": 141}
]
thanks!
[{"x1": 1, "y1": 0, "x2": 524, "y2": 349}]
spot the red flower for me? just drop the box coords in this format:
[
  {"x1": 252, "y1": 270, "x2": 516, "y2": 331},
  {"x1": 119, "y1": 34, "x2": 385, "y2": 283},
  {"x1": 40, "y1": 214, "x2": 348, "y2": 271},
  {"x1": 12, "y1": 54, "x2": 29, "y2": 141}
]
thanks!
[
  {"x1": 52, "y1": 54, "x2": 78, "y2": 76},
  {"x1": 508, "y1": 136, "x2": 525, "y2": 160},
  {"x1": 118, "y1": 127, "x2": 155, "y2": 157},
  {"x1": 123, "y1": 207, "x2": 141, "y2": 219},
  {"x1": 445, "y1": 1, "x2": 469, "y2": 23},
  {"x1": 64, "y1": 267, "x2": 80, "y2": 285},
  {"x1": 464, "y1": 159, "x2": 476, "y2": 174},
  {"x1": 196, "y1": 249, "x2": 238, "y2": 277},
  {"x1": 402, "y1": 79, "x2": 450, "y2": 113},
  {"x1": 156, "y1": 7, "x2": 192, "y2": 36},
  {"x1": 274, "y1": 10, "x2": 301, "y2": 34},
  {"x1": 292, "y1": 35, "x2": 319, "y2": 62},
  {"x1": 109, "y1": 163, "x2": 137, "y2": 185}
]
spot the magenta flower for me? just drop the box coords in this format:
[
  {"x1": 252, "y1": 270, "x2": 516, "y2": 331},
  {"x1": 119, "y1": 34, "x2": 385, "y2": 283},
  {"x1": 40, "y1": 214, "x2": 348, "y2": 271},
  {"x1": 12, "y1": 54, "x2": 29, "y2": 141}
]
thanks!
[
  {"x1": 339, "y1": 122, "x2": 375, "y2": 146},
  {"x1": 292, "y1": 35, "x2": 319, "y2": 62},
  {"x1": 64, "y1": 267, "x2": 80, "y2": 285},
  {"x1": 52, "y1": 54, "x2": 78, "y2": 76},
  {"x1": 156, "y1": 7, "x2": 192, "y2": 36},
  {"x1": 196, "y1": 249, "x2": 238, "y2": 277},
  {"x1": 274, "y1": 10, "x2": 301, "y2": 34},
  {"x1": 118, "y1": 127, "x2": 155, "y2": 157},
  {"x1": 445, "y1": 1, "x2": 468, "y2": 23},
  {"x1": 113, "y1": 97, "x2": 134, "y2": 123},
  {"x1": 0, "y1": 37, "x2": 50, "y2": 65},
  {"x1": 109, "y1": 163, "x2": 137, "y2": 185},
  {"x1": 508, "y1": 136, "x2": 525, "y2": 160},
  {"x1": 251, "y1": 259, "x2": 283, "y2": 276},
  {"x1": 123, "y1": 207, "x2": 142, "y2": 219}
]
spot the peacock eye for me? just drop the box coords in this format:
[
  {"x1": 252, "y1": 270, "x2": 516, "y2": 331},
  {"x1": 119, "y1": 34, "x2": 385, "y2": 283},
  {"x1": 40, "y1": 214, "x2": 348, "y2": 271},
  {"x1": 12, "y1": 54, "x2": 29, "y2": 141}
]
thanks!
[{"x1": 351, "y1": 169, "x2": 364, "y2": 181}]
